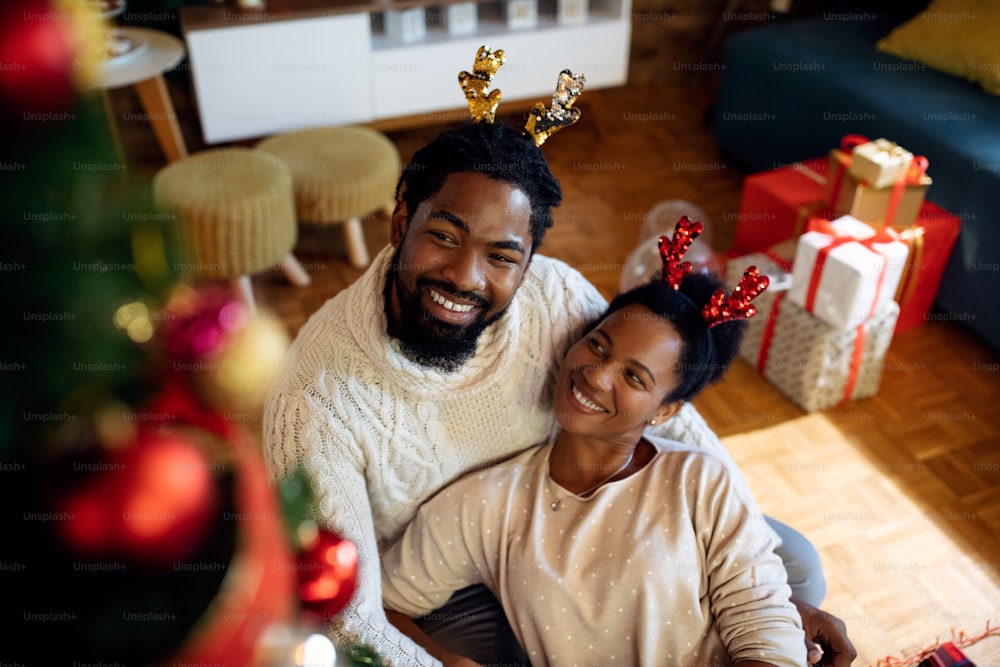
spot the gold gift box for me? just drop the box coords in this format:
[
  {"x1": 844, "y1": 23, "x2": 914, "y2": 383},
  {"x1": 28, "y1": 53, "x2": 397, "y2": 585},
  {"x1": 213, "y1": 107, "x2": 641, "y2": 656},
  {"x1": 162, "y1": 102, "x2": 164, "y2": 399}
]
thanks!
[{"x1": 826, "y1": 148, "x2": 931, "y2": 230}]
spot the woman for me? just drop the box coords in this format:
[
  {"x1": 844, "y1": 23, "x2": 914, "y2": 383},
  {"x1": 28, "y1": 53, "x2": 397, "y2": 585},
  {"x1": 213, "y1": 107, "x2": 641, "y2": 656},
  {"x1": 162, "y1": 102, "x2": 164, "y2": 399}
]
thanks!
[{"x1": 381, "y1": 220, "x2": 806, "y2": 667}]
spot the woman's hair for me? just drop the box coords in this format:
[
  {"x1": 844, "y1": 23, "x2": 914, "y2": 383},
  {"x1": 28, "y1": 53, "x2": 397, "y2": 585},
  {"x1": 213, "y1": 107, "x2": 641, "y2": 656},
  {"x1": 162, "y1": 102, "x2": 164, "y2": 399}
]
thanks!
[
  {"x1": 601, "y1": 271, "x2": 749, "y2": 404},
  {"x1": 395, "y1": 121, "x2": 562, "y2": 255}
]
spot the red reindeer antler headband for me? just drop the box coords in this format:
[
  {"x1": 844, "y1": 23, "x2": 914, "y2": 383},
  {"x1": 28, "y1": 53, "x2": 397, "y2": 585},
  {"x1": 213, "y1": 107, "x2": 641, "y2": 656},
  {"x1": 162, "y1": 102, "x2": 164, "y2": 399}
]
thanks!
[{"x1": 657, "y1": 217, "x2": 769, "y2": 329}]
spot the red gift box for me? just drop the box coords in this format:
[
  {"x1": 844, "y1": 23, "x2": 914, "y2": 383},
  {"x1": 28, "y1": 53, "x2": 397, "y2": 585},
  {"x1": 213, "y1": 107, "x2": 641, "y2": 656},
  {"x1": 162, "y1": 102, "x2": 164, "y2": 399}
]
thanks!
[
  {"x1": 893, "y1": 200, "x2": 962, "y2": 335},
  {"x1": 918, "y1": 642, "x2": 976, "y2": 667},
  {"x1": 733, "y1": 158, "x2": 829, "y2": 255},
  {"x1": 734, "y1": 161, "x2": 960, "y2": 336}
]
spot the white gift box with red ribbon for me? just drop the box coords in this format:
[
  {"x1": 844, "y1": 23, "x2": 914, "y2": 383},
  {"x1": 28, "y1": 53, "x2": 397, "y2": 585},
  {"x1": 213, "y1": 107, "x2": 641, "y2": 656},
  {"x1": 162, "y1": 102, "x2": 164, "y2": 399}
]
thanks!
[{"x1": 788, "y1": 215, "x2": 909, "y2": 331}]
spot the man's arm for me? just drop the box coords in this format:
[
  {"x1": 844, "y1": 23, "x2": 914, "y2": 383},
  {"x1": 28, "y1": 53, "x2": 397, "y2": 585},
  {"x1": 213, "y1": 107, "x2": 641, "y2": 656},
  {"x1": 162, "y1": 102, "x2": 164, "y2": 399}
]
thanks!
[
  {"x1": 263, "y1": 388, "x2": 441, "y2": 666},
  {"x1": 791, "y1": 597, "x2": 857, "y2": 666},
  {"x1": 384, "y1": 610, "x2": 483, "y2": 667}
]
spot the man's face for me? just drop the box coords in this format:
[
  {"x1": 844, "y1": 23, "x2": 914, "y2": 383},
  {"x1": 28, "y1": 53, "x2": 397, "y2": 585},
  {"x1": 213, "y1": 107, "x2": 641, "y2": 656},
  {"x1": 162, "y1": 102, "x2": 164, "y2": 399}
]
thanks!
[{"x1": 386, "y1": 171, "x2": 534, "y2": 372}]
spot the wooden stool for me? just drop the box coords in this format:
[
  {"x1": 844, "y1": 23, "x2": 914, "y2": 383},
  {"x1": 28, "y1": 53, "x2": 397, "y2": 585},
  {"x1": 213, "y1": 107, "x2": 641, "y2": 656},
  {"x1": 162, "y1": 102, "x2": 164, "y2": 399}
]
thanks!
[
  {"x1": 152, "y1": 148, "x2": 310, "y2": 315},
  {"x1": 256, "y1": 126, "x2": 400, "y2": 269}
]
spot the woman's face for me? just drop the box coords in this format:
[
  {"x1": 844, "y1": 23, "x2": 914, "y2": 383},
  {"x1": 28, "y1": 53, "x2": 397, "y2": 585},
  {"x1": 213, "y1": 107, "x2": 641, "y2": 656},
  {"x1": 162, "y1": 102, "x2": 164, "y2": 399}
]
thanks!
[{"x1": 554, "y1": 304, "x2": 684, "y2": 441}]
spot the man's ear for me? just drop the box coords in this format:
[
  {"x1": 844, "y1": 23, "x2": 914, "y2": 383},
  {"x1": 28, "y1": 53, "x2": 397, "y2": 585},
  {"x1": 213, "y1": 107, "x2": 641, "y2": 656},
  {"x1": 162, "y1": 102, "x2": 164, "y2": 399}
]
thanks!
[
  {"x1": 390, "y1": 200, "x2": 408, "y2": 247},
  {"x1": 517, "y1": 254, "x2": 534, "y2": 287}
]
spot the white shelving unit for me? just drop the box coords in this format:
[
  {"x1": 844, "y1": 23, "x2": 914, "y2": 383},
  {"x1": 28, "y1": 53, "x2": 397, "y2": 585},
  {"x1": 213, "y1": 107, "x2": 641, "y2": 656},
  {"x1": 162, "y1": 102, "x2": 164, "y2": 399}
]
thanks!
[{"x1": 181, "y1": 0, "x2": 631, "y2": 144}]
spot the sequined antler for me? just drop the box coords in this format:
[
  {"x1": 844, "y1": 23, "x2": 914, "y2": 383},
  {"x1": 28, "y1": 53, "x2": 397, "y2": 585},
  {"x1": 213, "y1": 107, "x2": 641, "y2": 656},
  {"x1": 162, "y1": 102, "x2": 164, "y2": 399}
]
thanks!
[
  {"x1": 702, "y1": 267, "x2": 770, "y2": 329},
  {"x1": 658, "y1": 216, "x2": 704, "y2": 290},
  {"x1": 523, "y1": 69, "x2": 586, "y2": 147},
  {"x1": 458, "y1": 45, "x2": 506, "y2": 123}
]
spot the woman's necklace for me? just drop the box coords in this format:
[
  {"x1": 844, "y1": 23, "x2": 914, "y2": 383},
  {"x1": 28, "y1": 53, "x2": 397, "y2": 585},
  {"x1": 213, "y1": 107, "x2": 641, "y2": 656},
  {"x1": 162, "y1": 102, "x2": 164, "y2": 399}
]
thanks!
[{"x1": 548, "y1": 447, "x2": 636, "y2": 511}]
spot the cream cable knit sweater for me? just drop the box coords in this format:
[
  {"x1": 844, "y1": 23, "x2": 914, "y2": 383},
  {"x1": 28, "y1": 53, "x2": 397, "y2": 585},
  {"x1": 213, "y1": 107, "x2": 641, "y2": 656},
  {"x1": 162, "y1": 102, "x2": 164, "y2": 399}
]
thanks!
[{"x1": 263, "y1": 245, "x2": 753, "y2": 666}]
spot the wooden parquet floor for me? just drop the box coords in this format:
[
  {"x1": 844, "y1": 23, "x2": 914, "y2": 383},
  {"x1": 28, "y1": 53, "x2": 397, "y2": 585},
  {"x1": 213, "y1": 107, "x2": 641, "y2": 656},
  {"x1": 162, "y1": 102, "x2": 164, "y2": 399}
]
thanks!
[{"x1": 117, "y1": 73, "x2": 1000, "y2": 665}]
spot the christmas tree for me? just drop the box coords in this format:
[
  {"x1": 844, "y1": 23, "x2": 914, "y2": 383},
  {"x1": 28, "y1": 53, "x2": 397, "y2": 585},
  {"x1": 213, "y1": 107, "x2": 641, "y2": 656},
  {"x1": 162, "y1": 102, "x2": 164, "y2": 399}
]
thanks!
[{"x1": 1, "y1": 3, "x2": 379, "y2": 664}]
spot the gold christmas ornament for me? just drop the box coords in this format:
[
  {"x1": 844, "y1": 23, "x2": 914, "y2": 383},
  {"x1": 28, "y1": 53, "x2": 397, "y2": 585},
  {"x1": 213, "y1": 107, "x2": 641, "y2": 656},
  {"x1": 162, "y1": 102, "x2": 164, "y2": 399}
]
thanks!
[
  {"x1": 458, "y1": 45, "x2": 506, "y2": 123},
  {"x1": 70, "y1": 0, "x2": 112, "y2": 90},
  {"x1": 197, "y1": 313, "x2": 291, "y2": 413}
]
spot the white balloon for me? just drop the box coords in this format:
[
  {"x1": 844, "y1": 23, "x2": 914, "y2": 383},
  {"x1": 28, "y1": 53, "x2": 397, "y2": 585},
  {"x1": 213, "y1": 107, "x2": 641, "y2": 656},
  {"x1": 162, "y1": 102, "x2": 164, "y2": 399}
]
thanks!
[
  {"x1": 639, "y1": 199, "x2": 713, "y2": 246},
  {"x1": 619, "y1": 233, "x2": 723, "y2": 293}
]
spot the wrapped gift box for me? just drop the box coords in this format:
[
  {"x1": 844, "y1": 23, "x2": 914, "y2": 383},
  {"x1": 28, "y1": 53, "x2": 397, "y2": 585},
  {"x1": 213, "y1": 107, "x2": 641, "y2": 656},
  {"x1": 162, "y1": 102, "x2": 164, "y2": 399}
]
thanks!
[
  {"x1": 788, "y1": 215, "x2": 909, "y2": 330},
  {"x1": 558, "y1": 0, "x2": 588, "y2": 25},
  {"x1": 384, "y1": 7, "x2": 427, "y2": 43},
  {"x1": 848, "y1": 138, "x2": 914, "y2": 189},
  {"x1": 891, "y1": 200, "x2": 962, "y2": 335},
  {"x1": 826, "y1": 147, "x2": 931, "y2": 230},
  {"x1": 444, "y1": 2, "x2": 477, "y2": 35},
  {"x1": 733, "y1": 158, "x2": 829, "y2": 255},
  {"x1": 726, "y1": 240, "x2": 797, "y2": 285},
  {"x1": 733, "y1": 281, "x2": 899, "y2": 413},
  {"x1": 506, "y1": 0, "x2": 538, "y2": 28}
]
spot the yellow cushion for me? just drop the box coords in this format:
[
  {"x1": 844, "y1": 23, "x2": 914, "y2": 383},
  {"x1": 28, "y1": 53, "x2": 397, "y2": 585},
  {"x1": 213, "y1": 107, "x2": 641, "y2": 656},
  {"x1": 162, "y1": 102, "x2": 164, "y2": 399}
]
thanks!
[{"x1": 876, "y1": 0, "x2": 1000, "y2": 96}]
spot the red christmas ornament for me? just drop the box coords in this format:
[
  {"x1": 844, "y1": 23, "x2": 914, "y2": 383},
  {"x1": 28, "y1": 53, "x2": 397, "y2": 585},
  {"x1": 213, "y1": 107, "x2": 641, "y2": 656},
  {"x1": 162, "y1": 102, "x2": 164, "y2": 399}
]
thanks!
[
  {"x1": 0, "y1": 0, "x2": 81, "y2": 115},
  {"x1": 55, "y1": 425, "x2": 221, "y2": 567},
  {"x1": 162, "y1": 286, "x2": 249, "y2": 366},
  {"x1": 297, "y1": 529, "x2": 359, "y2": 620}
]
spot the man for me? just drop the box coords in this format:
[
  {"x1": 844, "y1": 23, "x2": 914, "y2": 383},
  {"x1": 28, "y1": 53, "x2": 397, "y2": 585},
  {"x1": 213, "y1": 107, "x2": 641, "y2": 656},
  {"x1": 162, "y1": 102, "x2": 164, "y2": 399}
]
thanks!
[{"x1": 263, "y1": 120, "x2": 854, "y2": 666}]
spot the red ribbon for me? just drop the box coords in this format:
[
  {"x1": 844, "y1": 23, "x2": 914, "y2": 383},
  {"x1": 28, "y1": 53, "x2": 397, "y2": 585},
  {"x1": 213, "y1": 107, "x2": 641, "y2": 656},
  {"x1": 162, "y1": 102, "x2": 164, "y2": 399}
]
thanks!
[
  {"x1": 763, "y1": 248, "x2": 794, "y2": 272},
  {"x1": 803, "y1": 219, "x2": 899, "y2": 321},
  {"x1": 756, "y1": 290, "x2": 867, "y2": 406},
  {"x1": 826, "y1": 134, "x2": 870, "y2": 208},
  {"x1": 827, "y1": 134, "x2": 930, "y2": 228},
  {"x1": 841, "y1": 322, "x2": 867, "y2": 403},
  {"x1": 757, "y1": 292, "x2": 786, "y2": 373},
  {"x1": 884, "y1": 155, "x2": 928, "y2": 227}
]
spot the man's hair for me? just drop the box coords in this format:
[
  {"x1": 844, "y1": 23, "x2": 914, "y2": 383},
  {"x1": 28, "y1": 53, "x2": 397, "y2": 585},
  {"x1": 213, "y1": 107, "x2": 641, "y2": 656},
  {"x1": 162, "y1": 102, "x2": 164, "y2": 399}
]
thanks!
[
  {"x1": 395, "y1": 121, "x2": 562, "y2": 254},
  {"x1": 601, "y1": 272, "x2": 749, "y2": 404}
]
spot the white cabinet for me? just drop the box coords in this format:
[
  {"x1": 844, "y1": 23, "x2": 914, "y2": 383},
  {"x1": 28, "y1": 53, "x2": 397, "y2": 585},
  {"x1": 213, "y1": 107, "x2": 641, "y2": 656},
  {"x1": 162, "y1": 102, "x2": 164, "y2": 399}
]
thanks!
[
  {"x1": 181, "y1": 0, "x2": 631, "y2": 144},
  {"x1": 370, "y1": 24, "x2": 630, "y2": 119},
  {"x1": 185, "y1": 14, "x2": 373, "y2": 143}
]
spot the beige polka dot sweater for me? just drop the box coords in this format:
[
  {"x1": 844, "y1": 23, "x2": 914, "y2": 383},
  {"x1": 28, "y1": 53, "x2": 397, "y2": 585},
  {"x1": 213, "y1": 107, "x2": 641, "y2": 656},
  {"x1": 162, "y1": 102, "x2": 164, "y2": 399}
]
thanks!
[{"x1": 382, "y1": 436, "x2": 806, "y2": 667}]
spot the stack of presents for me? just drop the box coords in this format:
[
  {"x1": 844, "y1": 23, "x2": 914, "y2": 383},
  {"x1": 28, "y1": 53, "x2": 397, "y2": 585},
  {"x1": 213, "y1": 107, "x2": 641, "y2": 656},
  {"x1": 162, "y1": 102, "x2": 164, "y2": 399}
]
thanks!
[{"x1": 726, "y1": 134, "x2": 961, "y2": 413}]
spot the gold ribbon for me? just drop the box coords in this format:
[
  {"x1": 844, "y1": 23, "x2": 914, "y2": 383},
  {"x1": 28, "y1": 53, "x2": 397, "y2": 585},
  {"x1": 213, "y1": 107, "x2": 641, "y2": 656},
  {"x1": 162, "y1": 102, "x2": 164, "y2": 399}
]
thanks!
[{"x1": 895, "y1": 226, "x2": 925, "y2": 306}]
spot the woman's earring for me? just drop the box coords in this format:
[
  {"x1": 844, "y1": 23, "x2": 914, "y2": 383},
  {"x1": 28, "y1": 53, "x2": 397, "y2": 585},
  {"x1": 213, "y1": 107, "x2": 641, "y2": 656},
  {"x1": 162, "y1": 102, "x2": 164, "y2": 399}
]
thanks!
[{"x1": 648, "y1": 419, "x2": 656, "y2": 425}]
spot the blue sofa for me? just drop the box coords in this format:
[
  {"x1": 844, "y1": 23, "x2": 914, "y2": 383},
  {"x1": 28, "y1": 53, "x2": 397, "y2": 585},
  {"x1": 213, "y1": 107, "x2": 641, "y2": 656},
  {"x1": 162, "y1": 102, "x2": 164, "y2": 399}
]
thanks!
[{"x1": 713, "y1": 14, "x2": 1000, "y2": 350}]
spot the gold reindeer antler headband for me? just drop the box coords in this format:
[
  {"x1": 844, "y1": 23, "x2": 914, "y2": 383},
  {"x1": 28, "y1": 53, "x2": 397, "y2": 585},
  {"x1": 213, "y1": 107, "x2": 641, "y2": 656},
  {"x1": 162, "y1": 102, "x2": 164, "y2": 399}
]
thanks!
[
  {"x1": 458, "y1": 45, "x2": 586, "y2": 147},
  {"x1": 458, "y1": 45, "x2": 507, "y2": 123}
]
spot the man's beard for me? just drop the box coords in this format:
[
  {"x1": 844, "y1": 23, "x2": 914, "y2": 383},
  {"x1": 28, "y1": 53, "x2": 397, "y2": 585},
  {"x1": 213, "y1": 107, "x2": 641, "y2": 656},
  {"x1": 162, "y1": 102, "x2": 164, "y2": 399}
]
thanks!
[{"x1": 385, "y1": 253, "x2": 510, "y2": 373}]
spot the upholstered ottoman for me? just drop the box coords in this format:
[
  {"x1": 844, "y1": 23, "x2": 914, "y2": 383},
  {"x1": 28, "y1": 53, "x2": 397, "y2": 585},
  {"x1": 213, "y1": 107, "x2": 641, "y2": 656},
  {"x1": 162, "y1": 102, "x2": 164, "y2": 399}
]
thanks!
[
  {"x1": 152, "y1": 147, "x2": 310, "y2": 314},
  {"x1": 256, "y1": 126, "x2": 400, "y2": 269}
]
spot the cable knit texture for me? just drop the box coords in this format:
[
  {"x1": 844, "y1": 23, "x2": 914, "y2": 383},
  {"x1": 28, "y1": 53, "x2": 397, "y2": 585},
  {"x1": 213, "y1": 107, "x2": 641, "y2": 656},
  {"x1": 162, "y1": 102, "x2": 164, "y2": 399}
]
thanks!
[{"x1": 263, "y1": 245, "x2": 745, "y2": 665}]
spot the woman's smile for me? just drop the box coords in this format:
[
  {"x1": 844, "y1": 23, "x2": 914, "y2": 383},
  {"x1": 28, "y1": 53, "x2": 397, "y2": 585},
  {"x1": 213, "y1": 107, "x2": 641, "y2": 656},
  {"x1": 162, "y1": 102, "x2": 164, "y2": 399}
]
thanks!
[{"x1": 569, "y1": 378, "x2": 608, "y2": 414}]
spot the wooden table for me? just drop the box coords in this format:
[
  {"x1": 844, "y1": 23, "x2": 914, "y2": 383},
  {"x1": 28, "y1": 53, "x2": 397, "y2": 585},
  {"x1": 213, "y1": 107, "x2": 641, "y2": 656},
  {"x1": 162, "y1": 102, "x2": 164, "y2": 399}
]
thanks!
[{"x1": 91, "y1": 27, "x2": 188, "y2": 163}]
